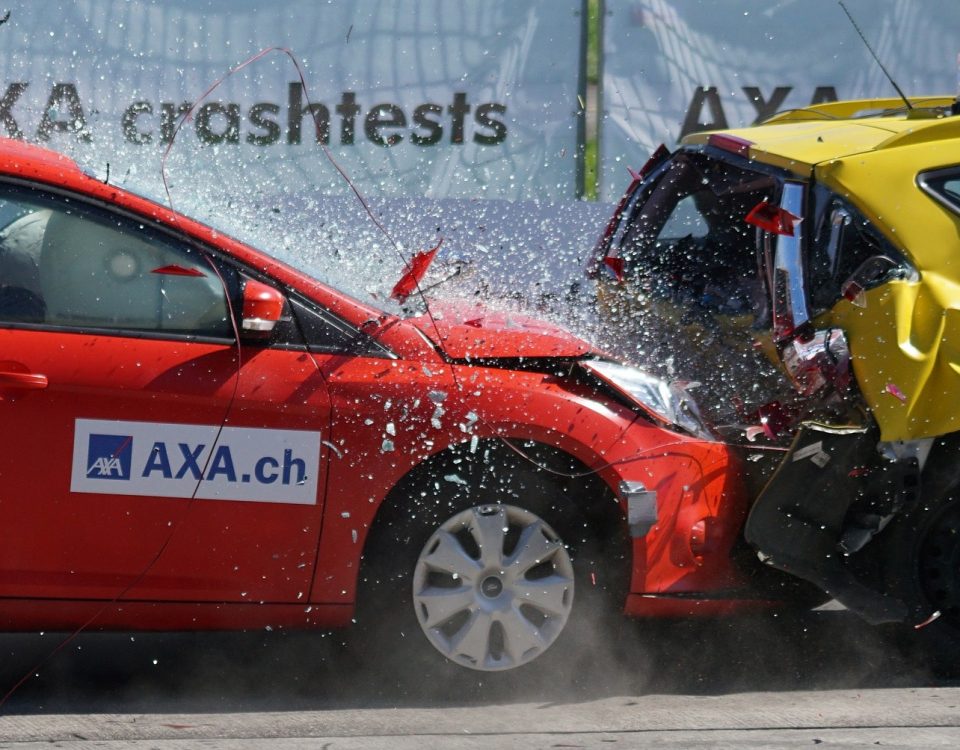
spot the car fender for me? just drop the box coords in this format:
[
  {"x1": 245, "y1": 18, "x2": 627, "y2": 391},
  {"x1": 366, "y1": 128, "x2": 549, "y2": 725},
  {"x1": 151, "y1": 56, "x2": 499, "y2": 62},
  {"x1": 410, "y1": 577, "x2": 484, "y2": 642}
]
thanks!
[{"x1": 310, "y1": 361, "x2": 748, "y2": 604}]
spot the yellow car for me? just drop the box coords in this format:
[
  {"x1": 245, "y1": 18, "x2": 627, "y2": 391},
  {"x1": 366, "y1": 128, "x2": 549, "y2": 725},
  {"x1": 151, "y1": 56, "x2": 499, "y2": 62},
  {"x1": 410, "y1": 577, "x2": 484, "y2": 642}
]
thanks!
[{"x1": 594, "y1": 96, "x2": 960, "y2": 662}]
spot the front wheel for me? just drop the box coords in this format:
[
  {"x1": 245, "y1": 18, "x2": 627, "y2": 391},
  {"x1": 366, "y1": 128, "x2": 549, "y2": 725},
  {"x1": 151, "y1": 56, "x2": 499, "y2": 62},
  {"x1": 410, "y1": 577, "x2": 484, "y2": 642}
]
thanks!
[
  {"x1": 355, "y1": 443, "x2": 629, "y2": 679},
  {"x1": 412, "y1": 503, "x2": 575, "y2": 671}
]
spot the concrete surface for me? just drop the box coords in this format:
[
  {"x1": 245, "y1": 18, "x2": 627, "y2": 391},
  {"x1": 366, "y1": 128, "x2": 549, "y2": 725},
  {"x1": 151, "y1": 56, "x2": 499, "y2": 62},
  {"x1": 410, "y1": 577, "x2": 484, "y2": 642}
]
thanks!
[
  {"x1": 0, "y1": 611, "x2": 957, "y2": 748},
  {"x1": 1, "y1": 689, "x2": 959, "y2": 748}
]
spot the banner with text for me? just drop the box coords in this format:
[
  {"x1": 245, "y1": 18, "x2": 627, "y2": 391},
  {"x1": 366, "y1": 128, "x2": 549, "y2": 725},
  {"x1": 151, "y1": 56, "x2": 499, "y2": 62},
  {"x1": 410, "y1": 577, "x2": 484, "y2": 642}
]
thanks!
[
  {"x1": 600, "y1": 0, "x2": 960, "y2": 200},
  {"x1": 0, "y1": 1, "x2": 585, "y2": 203}
]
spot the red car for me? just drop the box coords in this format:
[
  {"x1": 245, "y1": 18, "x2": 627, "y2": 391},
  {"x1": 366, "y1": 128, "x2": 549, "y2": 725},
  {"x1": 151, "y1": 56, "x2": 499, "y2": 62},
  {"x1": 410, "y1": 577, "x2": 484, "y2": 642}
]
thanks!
[{"x1": 0, "y1": 137, "x2": 781, "y2": 675}]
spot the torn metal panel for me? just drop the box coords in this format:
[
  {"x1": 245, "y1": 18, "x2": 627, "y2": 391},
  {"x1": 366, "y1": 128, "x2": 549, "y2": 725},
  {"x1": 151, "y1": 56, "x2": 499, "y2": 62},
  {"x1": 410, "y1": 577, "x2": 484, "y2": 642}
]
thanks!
[
  {"x1": 830, "y1": 277, "x2": 960, "y2": 441},
  {"x1": 621, "y1": 480, "x2": 658, "y2": 538}
]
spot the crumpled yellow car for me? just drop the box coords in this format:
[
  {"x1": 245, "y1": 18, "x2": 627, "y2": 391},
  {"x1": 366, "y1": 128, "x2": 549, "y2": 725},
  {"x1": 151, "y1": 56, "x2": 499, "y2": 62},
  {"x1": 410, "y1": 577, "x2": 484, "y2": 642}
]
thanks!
[{"x1": 594, "y1": 96, "x2": 960, "y2": 666}]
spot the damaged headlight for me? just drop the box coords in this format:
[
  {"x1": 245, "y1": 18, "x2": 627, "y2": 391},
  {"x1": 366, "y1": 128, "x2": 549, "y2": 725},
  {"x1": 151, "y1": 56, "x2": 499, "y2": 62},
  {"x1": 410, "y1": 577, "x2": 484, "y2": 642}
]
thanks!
[{"x1": 580, "y1": 359, "x2": 710, "y2": 438}]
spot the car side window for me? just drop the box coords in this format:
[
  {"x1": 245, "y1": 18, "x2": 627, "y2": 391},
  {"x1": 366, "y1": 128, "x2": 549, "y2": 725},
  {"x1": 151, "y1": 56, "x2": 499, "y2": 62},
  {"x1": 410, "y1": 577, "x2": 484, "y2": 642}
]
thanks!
[
  {"x1": 937, "y1": 177, "x2": 960, "y2": 204},
  {"x1": 808, "y1": 194, "x2": 894, "y2": 313},
  {"x1": 0, "y1": 186, "x2": 231, "y2": 337}
]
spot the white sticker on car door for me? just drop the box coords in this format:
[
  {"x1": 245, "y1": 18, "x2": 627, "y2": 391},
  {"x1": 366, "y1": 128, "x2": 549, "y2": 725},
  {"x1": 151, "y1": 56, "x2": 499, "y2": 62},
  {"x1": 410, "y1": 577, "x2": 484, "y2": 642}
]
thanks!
[{"x1": 71, "y1": 418, "x2": 321, "y2": 504}]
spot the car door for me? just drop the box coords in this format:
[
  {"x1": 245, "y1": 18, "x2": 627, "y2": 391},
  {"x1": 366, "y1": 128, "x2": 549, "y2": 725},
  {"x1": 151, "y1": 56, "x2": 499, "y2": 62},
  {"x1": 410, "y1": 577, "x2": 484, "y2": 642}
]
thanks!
[{"x1": 0, "y1": 183, "x2": 330, "y2": 604}]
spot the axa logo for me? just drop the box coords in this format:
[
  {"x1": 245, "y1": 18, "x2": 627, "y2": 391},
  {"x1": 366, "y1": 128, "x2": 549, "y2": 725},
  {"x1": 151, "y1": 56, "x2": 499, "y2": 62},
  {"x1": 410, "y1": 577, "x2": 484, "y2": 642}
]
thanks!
[{"x1": 86, "y1": 434, "x2": 133, "y2": 480}]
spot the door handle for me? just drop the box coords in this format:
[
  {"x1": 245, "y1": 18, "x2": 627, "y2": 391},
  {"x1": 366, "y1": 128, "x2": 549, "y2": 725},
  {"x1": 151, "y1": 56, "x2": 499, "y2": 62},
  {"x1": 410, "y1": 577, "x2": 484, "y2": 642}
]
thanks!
[{"x1": 0, "y1": 371, "x2": 48, "y2": 390}]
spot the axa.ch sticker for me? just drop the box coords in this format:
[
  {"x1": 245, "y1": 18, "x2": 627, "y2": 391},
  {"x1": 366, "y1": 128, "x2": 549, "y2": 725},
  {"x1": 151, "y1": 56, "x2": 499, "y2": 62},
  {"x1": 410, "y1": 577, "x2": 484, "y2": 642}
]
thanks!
[{"x1": 72, "y1": 419, "x2": 321, "y2": 505}]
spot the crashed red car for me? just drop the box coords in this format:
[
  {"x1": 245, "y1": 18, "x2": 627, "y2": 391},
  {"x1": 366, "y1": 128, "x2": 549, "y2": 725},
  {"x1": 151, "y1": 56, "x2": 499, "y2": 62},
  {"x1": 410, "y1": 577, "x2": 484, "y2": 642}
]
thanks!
[{"x1": 0, "y1": 137, "x2": 799, "y2": 676}]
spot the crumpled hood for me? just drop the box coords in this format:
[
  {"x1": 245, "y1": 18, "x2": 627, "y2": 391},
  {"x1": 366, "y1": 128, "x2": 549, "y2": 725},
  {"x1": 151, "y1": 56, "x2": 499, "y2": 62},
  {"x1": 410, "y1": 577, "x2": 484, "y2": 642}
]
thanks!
[{"x1": 409, "y1": 304, "x2": 594, "y2": 360}]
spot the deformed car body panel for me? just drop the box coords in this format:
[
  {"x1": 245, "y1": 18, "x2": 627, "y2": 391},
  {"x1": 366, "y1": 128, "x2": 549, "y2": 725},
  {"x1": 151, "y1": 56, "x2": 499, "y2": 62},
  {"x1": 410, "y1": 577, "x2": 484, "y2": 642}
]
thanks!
[
  {"x1": 815, "y1": 144, "x2": 960, "y2": 442},
  {"x1": 684, "y1": 106, "x2": 960, "y2": 442},
  {"x1": 409, "y1": 303, "x2": 593, "y2": 360},
  {"x1": 596, "y1": 96, "x2": 960, "y2": 638}
]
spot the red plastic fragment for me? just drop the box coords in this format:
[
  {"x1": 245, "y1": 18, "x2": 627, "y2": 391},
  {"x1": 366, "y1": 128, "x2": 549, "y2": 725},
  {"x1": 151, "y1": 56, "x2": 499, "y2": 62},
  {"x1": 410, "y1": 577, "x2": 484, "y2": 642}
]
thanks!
[
  {"x1": 885, "y1": 382, "x2": 908, "y2": 403},
  {"x1": 151, "y1": 264, "x2": 206, "y2": 277},
  {"x1": 390, "y1": 239, "x2": 443, "y2": 303},
  {"x1": 464, "y1": 318, "x2": 484, "y2": 328},
  {"x1": 757, "y1": 400, "x2": 794, "y2": 440},
  {"x1": 745, "y1": 425, "x2": 766, "y2": 442},
  {"x1": 842, "y1": 278, "x2": 867, "y2": 307},
  {"x1": 604, "y1": 255, "x2": 625, "y2": 282},
  {"x1": 745, "y1": 201, "x2": 802, "y2": 236}
]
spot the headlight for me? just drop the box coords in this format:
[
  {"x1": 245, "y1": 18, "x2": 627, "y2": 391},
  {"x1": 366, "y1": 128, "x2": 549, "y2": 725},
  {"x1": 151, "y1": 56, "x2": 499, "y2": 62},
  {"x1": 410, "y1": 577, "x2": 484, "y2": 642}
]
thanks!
[{"x1": 580, "y1": 359, "x2": 710, "y2": 438}]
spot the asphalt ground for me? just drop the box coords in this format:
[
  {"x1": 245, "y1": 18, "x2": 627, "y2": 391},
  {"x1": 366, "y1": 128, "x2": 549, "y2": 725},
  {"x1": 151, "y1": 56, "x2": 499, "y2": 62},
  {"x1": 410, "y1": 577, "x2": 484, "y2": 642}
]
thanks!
[{"x1": 0, "y1": 608, "x2": 956, "y2": 747}]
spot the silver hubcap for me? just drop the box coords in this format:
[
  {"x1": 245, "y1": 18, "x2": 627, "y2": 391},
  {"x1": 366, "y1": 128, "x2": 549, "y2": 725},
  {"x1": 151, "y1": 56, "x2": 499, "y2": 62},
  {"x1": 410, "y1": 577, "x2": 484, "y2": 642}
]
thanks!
[{"x1": 412, "y1": 504, "x2": 575, "y2": 671}]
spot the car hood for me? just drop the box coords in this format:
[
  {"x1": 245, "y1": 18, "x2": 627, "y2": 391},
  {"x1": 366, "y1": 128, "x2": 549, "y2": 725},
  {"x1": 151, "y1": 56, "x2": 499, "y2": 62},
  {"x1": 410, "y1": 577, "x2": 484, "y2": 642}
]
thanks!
[{"x1": 409, "y1": 304, "x2": 594, "y2": 360}]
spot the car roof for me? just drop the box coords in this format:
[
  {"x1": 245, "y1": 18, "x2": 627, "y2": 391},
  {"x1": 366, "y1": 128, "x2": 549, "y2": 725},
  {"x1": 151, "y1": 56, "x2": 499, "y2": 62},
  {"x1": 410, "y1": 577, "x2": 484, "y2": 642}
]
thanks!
[
  {"x1": 682, "y1": 96, "x2": 959, "y2": 175},
  {"x1": 0, "y1": 136, "x2": 84, "y2": 176}
]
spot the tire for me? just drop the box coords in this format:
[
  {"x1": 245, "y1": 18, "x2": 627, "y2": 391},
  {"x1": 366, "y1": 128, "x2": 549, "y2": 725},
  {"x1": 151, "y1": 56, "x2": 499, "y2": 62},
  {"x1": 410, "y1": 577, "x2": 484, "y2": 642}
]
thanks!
[
  {"x1": 880, "y1": 491, "x2": 960, "y2": 675},
  {"x1": 354, "y1": 441, "x2": 629, "y2": 681}
]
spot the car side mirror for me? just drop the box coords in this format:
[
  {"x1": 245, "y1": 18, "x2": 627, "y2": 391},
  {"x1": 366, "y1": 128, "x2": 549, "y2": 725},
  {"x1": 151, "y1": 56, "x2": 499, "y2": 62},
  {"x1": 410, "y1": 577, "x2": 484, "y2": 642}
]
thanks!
[{"x1": 240, "y1": 279, "x2": 284, "y2": 339}]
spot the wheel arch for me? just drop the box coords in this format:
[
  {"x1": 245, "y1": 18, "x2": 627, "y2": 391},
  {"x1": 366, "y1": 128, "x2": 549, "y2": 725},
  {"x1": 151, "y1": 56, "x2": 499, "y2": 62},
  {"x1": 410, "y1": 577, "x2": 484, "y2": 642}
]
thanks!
[
  {"x1": 847, "y1": 431, "x2": 960, "y2": 637},
  {"x1": 357, "y1": 436, "x2": 630, "y2": 597},
  {"x1": 347, "y1": 436, "x2": 634, "y2": 674}
]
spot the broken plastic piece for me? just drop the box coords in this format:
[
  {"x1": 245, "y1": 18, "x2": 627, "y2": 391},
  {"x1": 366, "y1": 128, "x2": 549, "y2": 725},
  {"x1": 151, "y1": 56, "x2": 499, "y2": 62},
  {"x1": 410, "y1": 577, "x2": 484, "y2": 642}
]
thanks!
[
  {"x1": 603, "y1": 255, "x2": 625, "y2": 282},
  {"x1": 782, "y1": 328, "x2": 851, "y2": 396},
  {"x1": 792, "y1": 440, "x2": 831, "y2": 467},
  {"x1": 757, "y1": 401, "x2": 796, "y2": 440},
  {"x1": 914, "y1": 610, "x2": 941, "y2": 630},
  {"x1": 841, "y1": 277, "x2": 867, "y2": 307},
  {"x1": 745, "y1": 200, "x2": 802, "y2": 236},
  {"x1": 885, "y1": 382, "x2": 908, "y2": 403},
  {"x1": 745, "y1": 425, "x2": 765, "y2": 442},
  {"x1": 390, "y1": 239, "x2": 443, "y2": 303}
]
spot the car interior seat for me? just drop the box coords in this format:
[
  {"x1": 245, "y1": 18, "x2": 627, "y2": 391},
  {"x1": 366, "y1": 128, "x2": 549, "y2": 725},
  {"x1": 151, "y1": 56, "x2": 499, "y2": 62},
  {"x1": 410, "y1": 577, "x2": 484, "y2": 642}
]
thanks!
[{"x1": 0, "y1": 208, "x2": 50, "y2": 323}]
